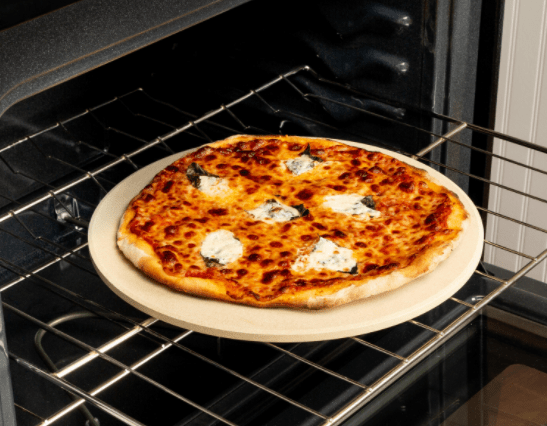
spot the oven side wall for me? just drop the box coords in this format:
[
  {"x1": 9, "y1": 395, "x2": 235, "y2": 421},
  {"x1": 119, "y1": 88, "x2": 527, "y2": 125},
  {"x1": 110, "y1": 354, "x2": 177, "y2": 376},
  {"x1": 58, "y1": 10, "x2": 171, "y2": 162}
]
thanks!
[{"x1": 485, "y1": 0, "x2": 547, "y2": 282}]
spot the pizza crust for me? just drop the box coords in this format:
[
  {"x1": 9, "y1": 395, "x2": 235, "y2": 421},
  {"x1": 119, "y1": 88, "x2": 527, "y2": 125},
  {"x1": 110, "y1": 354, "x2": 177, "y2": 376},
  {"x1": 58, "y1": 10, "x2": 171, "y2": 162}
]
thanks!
[{"x1": 117, "y1": 135, "x2": 469, "y2": 310}]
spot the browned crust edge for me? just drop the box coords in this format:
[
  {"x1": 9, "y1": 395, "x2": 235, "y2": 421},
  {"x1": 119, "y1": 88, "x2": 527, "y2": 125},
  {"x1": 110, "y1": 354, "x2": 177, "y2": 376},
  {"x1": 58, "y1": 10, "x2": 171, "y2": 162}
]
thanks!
[{"x1": 117, "y1": 135, "x2": 470, "y2": 310}]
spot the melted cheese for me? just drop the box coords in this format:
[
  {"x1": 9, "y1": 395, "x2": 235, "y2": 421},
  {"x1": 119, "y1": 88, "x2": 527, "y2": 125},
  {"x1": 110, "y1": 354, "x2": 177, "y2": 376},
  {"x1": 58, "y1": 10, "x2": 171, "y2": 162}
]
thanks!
[
  {"x1": 292, "y1": 237, "x2": 356, "y2": 273},
  {"x1": 127, "y1": 136, "x2": 463, "y2": 304},
  {"x1": 323, "y1": 194, "x2": 381, "y2": 218},
  {"x1": 200, "y1": 230, "x2": 243, "y2": 265},
  {"x1": 246, "y1": 200, "x2": 300, "y2": 223},
  {"x1": 199, "y1": 176, "x2": 231, "y2": 197},
  {"x1": 285, "y1": 155, "x2": 316, "y2": 176}
]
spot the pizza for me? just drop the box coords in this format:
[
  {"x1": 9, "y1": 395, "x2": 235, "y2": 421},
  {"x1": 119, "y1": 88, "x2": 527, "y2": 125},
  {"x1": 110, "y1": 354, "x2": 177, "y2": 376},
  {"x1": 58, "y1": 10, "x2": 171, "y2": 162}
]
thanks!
[{"x1": 117, "y1": 135, "x2": 468, "y2": 309}]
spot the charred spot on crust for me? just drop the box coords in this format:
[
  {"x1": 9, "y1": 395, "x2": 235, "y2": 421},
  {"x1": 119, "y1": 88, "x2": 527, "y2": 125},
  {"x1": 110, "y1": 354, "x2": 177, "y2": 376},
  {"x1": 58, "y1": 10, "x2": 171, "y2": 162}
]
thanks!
[
  {"x1": 291, "y1": 204, "x2": 310, "y2": 219},
  {"x1": 186, "y1": 162, "x2": 219, "y2": 188},
  {"x1": 301, "y1": 144, "x2": 323, "y2": 162},
  {"x1": 361, "y1": 195, "x2": 376, "y2": 209}
]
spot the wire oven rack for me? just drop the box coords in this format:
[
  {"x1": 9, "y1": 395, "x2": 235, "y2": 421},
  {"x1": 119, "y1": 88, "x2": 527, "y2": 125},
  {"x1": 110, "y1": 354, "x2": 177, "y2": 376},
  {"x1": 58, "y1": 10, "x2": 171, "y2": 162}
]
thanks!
[{"x1": 1, "y1": 65, "x2": 547, "y2": 426}]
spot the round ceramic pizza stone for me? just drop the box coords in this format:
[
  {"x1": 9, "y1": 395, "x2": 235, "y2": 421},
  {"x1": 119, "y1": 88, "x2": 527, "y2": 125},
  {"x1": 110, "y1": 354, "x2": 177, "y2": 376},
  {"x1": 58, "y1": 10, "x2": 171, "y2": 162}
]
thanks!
[{"x1": 89, "y1": 139, "x2": 484, "y2": 342}]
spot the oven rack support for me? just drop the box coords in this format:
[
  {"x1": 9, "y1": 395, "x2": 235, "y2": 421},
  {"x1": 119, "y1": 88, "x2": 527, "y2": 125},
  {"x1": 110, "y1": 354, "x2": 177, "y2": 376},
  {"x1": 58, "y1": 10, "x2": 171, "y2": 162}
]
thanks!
[{"x1": 1, "y1": 65, "x2": 546, "y2": 426}]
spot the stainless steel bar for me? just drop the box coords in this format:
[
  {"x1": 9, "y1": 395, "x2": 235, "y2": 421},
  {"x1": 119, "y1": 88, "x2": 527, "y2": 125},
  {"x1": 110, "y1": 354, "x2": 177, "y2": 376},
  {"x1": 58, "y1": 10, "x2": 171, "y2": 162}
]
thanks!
[
  {"x1": 117, "y1": 97, "x2": 177, "y2": 129},
  {"x1": 323, "y1": 309, "x2": 481, "y2": 426},
  {"x1": 1, "y1": 92, "x2": 135, "y2": 152},
  {"x1": 416, "y1": 155, "x2": 547, "y2": 205},
  {"x1": 220, "y1": 104, "x2": 248, "y2": 130},
  {"x1": 5, "y1": 215, "x2": 90, "y2": 263},
  {"x1": 250, "y1": 89, "x2": 278, "y2": 113},
  {"x1": 476, "y1": 205, "x2": 547, "y2": 234},
  {"x1": 473, "y1": 269, "x2": 506, "y2": 283},
  {"x1": 463, "y1": 122, "x2": 547, "y2": 154},
  {"x1": 0, "y1": 241, "x2": 89, "y2": 293},
  {"x1": 484, "y1": 240, "x2": 535, "y2": 260},
  {"x1": 264, "y1": 343, "x2": 369, "y2": 389},
  {"x1": 188, "y1": 121, "x2": 212, "y2": 142},
  {"x1": 475, "y1": 247, "x2": 547, "y2": 305},
  {"x1": 150, "y1": 337, "x2": 328, "y2": 419},
  {"x1": 58, "y1": 120, "x2": 133, "y2": 163},
  {"x1": 302, "y1": 66, "x2": 547, "y2": 155},
  {"x1": 350, "y1": 338, "x2": 406, "y2": 361},
  {"x1": 6, "y1": 252, "x2": 327, "y2": 420},
  {"x1": 39, "y1": 329, "x2": 198, "y2": 426},
  {"x1": 54, "y1": 317, "x2": 158, "y2": 378},
  {"x1": 0, "y1": 232, "x2": 95, "y2": 277},
  {"x1": 0, "y1": 68, "x2": 307, "y2": 226},
  {"x1": 136, "y1": 89, "x2": 259, "y2": 136},
  {"x1": 0, "y1": 258, "x2": 170, "y2": 352},
  {"x1": 47, "y1": 157, "x2": 112, "y2": 192},
  {"x1": 14, "y1": 403, "x2": 44, "y2": 422},
  {"x1": 322, "y1": 249, "x2": 547, "y2": 425},
  {"x1": 408, "y1": 320, "x2": 441, "y2": 334},
  {"x1": 0, "y1": 137, "x2": 160, "y2": 225},
  {"x1": 7, "y1": 285, "x2": 327, "y2": 421},
  {"x1": 303, "y1": 94, "x2": 473, "y2": 152},
  {"x1": 413, "y1": 123, "x2": 468, "y2": 158},
  {"x1": 436, "y1": 133, "x2": 547, "y2": 175},
  {"x1": 3, "y1": 302, "x2": 242, "y2": 425},
  {"x1": 450, "y1": 297, "x2": 475, "y2": 308},
  {"x1": 9, "y1": 352, "x2": 146, "y2": 426}
]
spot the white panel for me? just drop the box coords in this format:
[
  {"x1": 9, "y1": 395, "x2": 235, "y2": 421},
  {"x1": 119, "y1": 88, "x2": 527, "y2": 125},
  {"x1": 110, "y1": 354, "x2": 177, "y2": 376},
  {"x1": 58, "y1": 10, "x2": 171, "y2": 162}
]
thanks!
[{"x1": 486, "y1": 0, "x2": 547, "y2": 282}]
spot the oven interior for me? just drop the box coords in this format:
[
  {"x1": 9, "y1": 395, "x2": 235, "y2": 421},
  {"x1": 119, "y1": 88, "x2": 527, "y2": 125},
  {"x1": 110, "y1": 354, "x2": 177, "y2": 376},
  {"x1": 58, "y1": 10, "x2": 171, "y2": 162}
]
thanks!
[{"x1": 1, "y1": 1, "x2": 547, "y2": 425}]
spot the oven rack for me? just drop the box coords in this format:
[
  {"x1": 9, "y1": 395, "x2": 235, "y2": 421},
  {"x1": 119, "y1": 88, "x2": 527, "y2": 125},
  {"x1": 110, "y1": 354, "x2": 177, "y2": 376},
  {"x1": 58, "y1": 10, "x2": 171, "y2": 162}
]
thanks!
[{"x1": 1, "y1": 65, "x2": 546, "y2": 426}]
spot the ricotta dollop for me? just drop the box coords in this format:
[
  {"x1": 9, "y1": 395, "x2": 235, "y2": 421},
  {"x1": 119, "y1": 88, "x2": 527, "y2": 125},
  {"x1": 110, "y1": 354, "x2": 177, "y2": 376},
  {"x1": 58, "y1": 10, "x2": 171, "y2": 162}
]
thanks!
[
  {"x1": 246, "y1": 199, "x2": 302, "y2": 223},
  {"x1": 292, "y1": 237, "x2": 357, "y2": 273},
  {"x1": 200, "y1": 230, "x2": 243, "y2": 265},
  {"x1": 285, "y1": 155, "x2": 316, "y2": 176},
  {"x1": 322, "y1": 194, "x2": 381, "y2": 218},
  {"x1": 198, "y1": 176, "x2": 231, "y2": 197}
]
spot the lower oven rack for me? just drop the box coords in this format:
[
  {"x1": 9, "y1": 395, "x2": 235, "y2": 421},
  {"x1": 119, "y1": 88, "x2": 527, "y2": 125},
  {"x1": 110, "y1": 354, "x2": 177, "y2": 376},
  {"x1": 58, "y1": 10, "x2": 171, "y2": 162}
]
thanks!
[{"x1": 1, "y1": 65, "x2": 546, "y2": 426}]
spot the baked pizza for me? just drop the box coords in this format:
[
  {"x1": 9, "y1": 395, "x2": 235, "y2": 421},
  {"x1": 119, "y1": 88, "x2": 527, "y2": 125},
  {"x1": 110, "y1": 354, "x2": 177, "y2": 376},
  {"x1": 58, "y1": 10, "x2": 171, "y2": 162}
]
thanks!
[{"x1": 117, "y1": 135, "x2": 468, "y2": 309}]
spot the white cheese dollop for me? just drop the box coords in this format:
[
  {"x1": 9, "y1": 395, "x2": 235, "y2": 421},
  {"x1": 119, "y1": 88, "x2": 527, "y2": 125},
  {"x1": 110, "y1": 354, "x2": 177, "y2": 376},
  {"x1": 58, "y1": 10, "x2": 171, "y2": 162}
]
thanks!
[
  {"x1": 198, "y1": 176, "x2": 231, "y2": 197},
  {"x1": 200, "y1": 230, "x2": 243, "y2": 265},
  {"x1": 247, "y1": 199, "x2": 301, "y2": 223},
  {"x1": 323, "y1": 194, "x2": 381, "y2": 219},
  {"x1": 285, "y1": 155, "x2": 316, "y2": 176},
  {"x1": 292, "y1": 237, "x2": 357, "y2": 273}
]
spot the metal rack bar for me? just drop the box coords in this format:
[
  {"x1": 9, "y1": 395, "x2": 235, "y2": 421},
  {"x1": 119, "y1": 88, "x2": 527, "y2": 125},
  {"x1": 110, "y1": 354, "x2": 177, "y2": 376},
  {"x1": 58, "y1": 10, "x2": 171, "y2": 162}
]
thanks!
[
  {"x1": 14, "y1": 403, "x2": 44, "y2": 422},
  {"x1": 475, "y1": 205, "x2": 547, "y2": 234},
  {"x1": 54, "y1": 317, "x2": 159, "y2": 378},
  {"x1": 2, "y1": 65, "x2": 547, "y2": 426},
  {"x1": 10, "y1": 352, "x2": 146, "y2": 426},
  {"x1": 408, "y1": 320, "x2": 441, "y2": 334},
  {"x1": 350, "y1": 338, "x2": 406, "y2": 361},
  {"x1": 39, "y1": 328, "x2": 195, "y2": 426},
  {"x1": 473, "y1": 269, "x2": 506, "y2": 283},
  {"x1": 450, "y1": 297, "x2": 475, "y2": 308},
  {"x1": 305, "y1": 66, "x2": 547, "y2": 154},
  {"x1": 5, "y1": 302, "x2": 240, "y2": 426},
  {"x1": 263, "y1": 343, "x2": 369, "y2": 390},
  {"x1": 0, "y1": 241, "x2": 89, "y2": 293},
  {"x1": 1, "y1": 252, "x2": 333, "y2": 422},
  {"x1": 413, "y1": 123, "x2": 468, "y2": 158}
]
